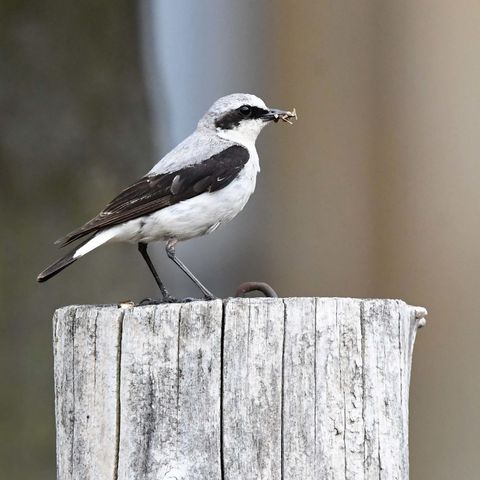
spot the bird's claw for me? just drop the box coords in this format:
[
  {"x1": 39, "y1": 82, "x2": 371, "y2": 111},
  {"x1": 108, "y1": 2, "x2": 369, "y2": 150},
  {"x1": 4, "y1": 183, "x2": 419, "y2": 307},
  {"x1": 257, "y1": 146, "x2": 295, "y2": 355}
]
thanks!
[
  {"x1": 203, "y1": 293, "x2": 217, "y2": 301},
  {"x1": 138, "y1": 295, "x2": 180, "y2": 305},
  {"x1": 182, "y1": 297, "x2": 198, "y2": 303},
  {"x1": 163, "y1": 294, "x2": 181, "y2": 303},
  {"x1": 138, "y1": 295, "x2": 217, "y2": 305},
  {"x1": 138, "y1": 297, "x2": 163, "y2": 306},
  {"x1": 178, "y1": 296, "x2": 215, "y2": 303}
]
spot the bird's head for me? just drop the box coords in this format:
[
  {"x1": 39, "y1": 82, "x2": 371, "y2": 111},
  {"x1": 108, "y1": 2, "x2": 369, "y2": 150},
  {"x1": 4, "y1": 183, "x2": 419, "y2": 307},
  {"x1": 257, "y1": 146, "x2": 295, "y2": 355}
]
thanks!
[{"x1": 198, "y1": 93, "x2": 297, "y2": 147}]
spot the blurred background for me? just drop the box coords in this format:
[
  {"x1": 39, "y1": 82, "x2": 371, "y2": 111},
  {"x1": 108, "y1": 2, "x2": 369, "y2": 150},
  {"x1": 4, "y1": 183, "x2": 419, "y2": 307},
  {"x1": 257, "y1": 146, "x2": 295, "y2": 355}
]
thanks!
[{"x1": 1, "y1": 0, "x2": 479, "y2": 478}]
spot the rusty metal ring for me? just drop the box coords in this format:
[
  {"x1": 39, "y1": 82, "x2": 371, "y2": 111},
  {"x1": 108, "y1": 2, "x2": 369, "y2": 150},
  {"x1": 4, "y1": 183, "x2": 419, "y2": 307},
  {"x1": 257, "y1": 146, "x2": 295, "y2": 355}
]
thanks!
[{"x1": 235, "y1": 281, "x2": 278, "y2": 298}]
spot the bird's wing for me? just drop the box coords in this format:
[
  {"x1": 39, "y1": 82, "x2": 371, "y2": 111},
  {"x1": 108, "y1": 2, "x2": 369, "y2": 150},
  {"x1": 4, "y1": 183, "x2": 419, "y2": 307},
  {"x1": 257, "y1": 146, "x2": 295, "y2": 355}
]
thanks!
[{"x1": 55, "y1": 145, "x2": 249, "y2": 247}]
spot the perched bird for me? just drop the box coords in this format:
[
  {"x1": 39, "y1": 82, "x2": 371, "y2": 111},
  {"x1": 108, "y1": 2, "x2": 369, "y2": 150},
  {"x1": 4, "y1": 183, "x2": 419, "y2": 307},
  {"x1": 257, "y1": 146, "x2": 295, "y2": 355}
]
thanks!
[{"x1": 37, "y1": 93, "x2": 296, "y2": 301}]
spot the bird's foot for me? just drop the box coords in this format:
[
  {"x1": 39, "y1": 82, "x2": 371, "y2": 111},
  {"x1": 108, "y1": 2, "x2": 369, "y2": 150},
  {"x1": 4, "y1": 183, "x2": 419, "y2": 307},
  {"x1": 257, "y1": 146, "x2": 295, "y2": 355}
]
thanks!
[
  {"x1": 138, "y1": 295, "x2": 214, "y2": 305},
  {"x1": 163, "y1": 294, "x2": 181, "y2": 303},
  {"x1": 178, "y1": 295, "x2": 217, "y2": 302},
  {"x1": 182, "y1": 296, "x2": 201, "y2": 302},
  {"x1": 203, "y1": 293, "x2": 217, "y2": 301},
  {"x1": 138, "y1": 295, "x2": 179, "y2": 305},
  {"x1": 174, "y1": 295, "x2": 217, "y2": 302},
  {"x1": 138, "y1": 297, "x2": 161, "y2": 305}
]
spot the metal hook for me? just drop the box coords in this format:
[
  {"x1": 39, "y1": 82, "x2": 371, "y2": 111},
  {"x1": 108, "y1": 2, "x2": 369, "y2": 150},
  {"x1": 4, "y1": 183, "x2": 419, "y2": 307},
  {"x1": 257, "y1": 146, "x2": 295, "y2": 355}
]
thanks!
[{"x1": 235, "y1": 281, "x2": 278, "y2": 298}]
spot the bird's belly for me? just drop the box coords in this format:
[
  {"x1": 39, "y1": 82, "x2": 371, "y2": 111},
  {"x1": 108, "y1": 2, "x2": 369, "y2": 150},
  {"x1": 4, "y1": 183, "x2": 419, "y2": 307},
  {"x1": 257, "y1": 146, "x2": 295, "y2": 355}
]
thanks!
[{"x1": 112, "y1": 170, "x2": 257, "y2": 244}]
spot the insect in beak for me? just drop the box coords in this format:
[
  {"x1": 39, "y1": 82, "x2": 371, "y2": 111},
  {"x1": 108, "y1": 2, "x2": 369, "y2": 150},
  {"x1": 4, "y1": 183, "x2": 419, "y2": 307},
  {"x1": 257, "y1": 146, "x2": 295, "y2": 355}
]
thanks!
[{"x1": 266, "y1": 108, "x2": 298, "y2": 124}]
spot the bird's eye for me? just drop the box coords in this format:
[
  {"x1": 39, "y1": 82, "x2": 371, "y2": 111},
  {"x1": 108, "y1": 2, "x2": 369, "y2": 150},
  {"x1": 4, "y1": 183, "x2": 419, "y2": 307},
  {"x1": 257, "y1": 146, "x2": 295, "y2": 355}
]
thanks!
[{"x1": 238, "y1": 105, "x2": 252, "y2": 117}]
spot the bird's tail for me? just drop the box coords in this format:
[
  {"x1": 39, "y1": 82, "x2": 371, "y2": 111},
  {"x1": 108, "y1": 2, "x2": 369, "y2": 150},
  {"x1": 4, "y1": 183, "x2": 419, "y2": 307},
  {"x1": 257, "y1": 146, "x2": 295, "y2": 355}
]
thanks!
[
  {"x1": 37, "y1": 229, "x2": 117, "y2": 282},
  {"x1": 37, "y1": 246, "x2": 80, "y2": 282}
]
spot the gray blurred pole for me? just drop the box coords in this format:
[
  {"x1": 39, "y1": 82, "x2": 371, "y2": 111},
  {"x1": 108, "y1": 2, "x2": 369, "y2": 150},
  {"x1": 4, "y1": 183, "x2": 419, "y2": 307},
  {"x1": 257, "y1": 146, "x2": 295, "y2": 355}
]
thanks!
[{"x1": 140, "y1": 0, "x2": 271, "y2": 298}]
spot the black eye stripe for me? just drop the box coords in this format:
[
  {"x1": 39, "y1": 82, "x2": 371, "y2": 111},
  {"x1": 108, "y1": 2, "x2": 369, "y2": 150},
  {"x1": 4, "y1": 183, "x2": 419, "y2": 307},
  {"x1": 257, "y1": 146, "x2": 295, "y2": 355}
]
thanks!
[
  {"x1": 239, "y1": 105, "x2": 251, "y2": 116},
  {"x1": 248, "y1": 106, "x2": 269, "y2": 119},
  {"x1": 215, "y1": 106, "x2": 269, "y2": 130}
]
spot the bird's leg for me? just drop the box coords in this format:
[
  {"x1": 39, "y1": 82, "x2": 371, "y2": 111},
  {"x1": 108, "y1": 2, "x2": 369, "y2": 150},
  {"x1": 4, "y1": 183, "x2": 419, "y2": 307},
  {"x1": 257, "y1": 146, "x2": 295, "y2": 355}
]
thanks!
[
  {"x1": 138, "y1": 242, "x2": 177, "y2": 303},
  {"x1": 165, "y1": 239, "x2": 216, "y2": 300}
]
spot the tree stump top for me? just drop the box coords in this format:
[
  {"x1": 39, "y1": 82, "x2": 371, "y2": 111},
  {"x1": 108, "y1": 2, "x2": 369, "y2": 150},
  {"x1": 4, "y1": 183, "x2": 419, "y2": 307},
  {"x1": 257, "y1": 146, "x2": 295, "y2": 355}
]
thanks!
[{"x1": 53, "y1": 297, "x2": 426, "y2": 480}]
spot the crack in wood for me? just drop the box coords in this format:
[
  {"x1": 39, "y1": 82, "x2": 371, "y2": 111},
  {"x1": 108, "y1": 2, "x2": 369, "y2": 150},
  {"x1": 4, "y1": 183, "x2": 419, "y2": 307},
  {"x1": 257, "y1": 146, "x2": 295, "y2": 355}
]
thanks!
[
  {"x1": 219, "y1": 301, "x2": 226, "y2": 480},
  {"x1": 313, "y1": 297, "x2": 318, "y2": 479},
  {"x1": 92, "y1": 310, "x2": 99, "y2": 406},
  {"x1": 113, "y1": 310, "x2": 124, "y2": 480},
  {"x1": 280, "y1": 299, "x2": 287, "y2": 480},
  {"x1": 176, "y1": 308, "x2": 181, "y2": 434},
  {"x1": 71, "y1": 308, "x2": 76, "y2": 478}
]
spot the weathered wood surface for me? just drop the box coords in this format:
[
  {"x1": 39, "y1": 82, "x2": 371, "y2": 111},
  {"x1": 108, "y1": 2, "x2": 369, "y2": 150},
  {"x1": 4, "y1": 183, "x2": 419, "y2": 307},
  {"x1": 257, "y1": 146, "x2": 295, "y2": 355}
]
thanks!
[{"x1": 53, "y1": 298, "x2": 426, "y2": 480}]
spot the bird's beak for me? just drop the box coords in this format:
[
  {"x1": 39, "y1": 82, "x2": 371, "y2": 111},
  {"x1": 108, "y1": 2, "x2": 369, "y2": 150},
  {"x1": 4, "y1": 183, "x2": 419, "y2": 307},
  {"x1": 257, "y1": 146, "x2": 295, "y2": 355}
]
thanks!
[{"x1": 263, "y1": 108, "x2": 298, "y2": 124}]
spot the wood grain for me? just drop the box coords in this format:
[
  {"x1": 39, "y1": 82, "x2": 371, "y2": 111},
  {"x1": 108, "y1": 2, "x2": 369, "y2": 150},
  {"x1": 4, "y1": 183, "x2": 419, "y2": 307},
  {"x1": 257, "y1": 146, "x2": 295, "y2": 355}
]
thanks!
[{"x1": 53, "y1": 298, "x2": 425, "y2": 479}]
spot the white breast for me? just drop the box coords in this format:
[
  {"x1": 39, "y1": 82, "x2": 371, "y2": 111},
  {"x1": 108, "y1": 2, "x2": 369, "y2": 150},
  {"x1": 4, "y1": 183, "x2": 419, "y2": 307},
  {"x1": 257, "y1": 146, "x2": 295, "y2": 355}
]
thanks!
[{"x1": 109, "y1": 148, "x2": 260, "y2": 244}]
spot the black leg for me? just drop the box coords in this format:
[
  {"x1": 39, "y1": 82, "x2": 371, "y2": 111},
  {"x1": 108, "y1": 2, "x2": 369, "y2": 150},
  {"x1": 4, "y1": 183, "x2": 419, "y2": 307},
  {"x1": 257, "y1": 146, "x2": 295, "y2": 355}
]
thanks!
[
  {"x1": 165, "y1": 240, "x2": 216, "y2": 300},
  {"x1": 138, "y1": 243, "x2": 176, "y2": 302}
]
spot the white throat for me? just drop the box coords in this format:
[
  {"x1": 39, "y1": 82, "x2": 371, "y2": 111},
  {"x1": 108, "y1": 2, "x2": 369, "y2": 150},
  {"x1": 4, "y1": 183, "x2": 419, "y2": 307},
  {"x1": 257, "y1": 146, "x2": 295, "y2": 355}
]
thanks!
[
  {"x1": 215, "y1": 125, "x2": 262, "y2": 173},
  {"x1": 215, "y1": 119, "x2": 266, "y2": 151}
]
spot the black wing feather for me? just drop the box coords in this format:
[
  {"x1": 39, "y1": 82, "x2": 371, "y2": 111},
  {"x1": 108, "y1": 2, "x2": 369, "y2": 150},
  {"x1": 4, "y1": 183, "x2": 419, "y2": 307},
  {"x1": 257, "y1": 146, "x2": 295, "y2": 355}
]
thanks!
[{"x1": 56, "y1": 145, "x2": 249, "y2": 247}]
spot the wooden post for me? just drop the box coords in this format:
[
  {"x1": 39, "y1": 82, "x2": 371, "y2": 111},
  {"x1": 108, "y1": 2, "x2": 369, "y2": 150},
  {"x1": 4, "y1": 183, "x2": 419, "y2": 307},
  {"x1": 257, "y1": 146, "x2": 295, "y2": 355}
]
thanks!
[{"x1": 53, "y1": 298, "x2": 426, "y2": 480}]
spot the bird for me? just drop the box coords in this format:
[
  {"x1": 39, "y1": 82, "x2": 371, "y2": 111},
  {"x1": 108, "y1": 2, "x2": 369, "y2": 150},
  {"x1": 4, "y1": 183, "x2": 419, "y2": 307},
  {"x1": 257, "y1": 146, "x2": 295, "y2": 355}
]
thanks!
[{"x1": 37, "y1": 93, "x2": 297, "y2": 302}]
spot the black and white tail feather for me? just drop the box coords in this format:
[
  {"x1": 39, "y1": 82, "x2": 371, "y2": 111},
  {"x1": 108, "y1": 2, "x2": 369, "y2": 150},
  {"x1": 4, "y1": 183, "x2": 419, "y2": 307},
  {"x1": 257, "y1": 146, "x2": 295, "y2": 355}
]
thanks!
[{"x1": 37, "y1": 234, "x2": 95, "y2": 282}]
